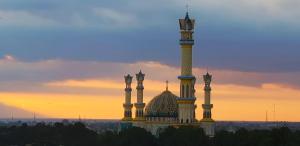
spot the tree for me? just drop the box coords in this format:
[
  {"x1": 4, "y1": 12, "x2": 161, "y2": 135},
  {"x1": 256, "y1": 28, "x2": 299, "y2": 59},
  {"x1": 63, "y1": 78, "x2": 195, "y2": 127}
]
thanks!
[
  {"x1": 158, "y1": 126, "x2": 209, "y2": 146},
  {"x1": 118, "y1": 127, "x2": 157, "y2": 146}
]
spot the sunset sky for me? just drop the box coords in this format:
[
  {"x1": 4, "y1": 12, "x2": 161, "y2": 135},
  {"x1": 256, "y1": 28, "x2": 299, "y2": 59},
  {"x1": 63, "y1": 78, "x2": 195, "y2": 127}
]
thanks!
[{"x1": 0, "y1": 0, "x2": 299, "y2": 121}]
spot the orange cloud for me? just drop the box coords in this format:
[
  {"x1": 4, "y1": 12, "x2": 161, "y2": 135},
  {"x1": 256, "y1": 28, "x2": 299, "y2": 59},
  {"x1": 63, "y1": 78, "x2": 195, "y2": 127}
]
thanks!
[
  {"x1": 0, "y1": 92, "x2": 121, "y2": 119},
  {"x1": 0, "y1": 60, "x2": 300, "y2": 121},
  {"x1": 1, "y1": 80, "x2": 300, "y2": 121},
  {"x1": 46, "y1": 79, "x2": 124, "y2": 90},
  {"x1": 45, "y1": 79, "x2": 179, "y2": 93}
]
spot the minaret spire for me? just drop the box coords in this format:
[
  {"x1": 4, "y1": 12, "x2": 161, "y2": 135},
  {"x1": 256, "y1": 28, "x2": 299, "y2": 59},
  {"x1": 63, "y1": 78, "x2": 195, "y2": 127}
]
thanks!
[
  {"x1": 186, "y1": 4, "x2": 189, "y2": 14},
  {"x1": 186, "y1": 0, "x2": 191, "y2": 14},
  {"x1": 166, "y1": 80, "x2": 169, "y2": 91}
]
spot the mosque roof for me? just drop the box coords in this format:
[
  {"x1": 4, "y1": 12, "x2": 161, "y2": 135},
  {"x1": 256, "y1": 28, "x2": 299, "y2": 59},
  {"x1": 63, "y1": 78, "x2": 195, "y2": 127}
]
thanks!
[{"x1": 145, "y1": 90, "x2": 179, "y2": 117}]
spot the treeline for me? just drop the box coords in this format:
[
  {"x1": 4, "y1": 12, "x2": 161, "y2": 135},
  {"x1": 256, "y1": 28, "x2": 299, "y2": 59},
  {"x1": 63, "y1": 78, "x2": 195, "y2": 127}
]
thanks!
[
  {"x1": 0, "y1": 122, "x2": 300, "y2": 146},
  {"x1": 0, "y1": 122, "x2": 99, "y2": 146}
]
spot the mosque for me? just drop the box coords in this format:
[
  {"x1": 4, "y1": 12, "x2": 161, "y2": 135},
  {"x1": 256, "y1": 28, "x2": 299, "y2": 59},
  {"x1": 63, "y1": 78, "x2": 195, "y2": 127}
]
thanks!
[{"x1": 121, "y1": 12, "x2": 215, "y2": 137}]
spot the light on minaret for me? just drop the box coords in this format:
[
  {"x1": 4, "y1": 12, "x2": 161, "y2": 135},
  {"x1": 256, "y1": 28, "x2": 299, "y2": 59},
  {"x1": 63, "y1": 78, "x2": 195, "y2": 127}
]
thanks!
[
  {"x1": 134, "y1": 70, "x2": 146, "y2": 121},
  {"x1": 177, "y1": 12, "x2": 197, "y2": 124},
  {"x1": 123, "y1": 74, "x2": 133, "y2": 121}
]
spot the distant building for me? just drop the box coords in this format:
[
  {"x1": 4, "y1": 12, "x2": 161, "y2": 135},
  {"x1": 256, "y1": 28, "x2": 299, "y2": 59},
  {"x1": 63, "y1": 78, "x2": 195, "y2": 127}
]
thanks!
[{"x1": 121, "y1": 11, "x2": 215, "y2": 137}]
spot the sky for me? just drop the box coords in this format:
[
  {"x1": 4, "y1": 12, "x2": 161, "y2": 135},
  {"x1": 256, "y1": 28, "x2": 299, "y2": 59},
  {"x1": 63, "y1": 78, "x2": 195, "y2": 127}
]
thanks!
[{"x1": 0, "y1": 0, "x2": 299, "y2": 121}]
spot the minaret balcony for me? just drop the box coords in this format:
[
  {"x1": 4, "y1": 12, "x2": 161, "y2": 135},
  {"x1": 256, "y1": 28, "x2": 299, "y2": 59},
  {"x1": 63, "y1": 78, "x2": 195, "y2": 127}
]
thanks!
[
  {"x1": 134, "y1": 103, "x2": 145, "y2": 108},
  {"x1": 178, "y1": 75, "x2": 195, "y2": 80},
  {"x1": 204, "y1": 87, "x2": 211, "y2": 91},
  {"x1": 176, "y1": 97, "x2": 196, "y2": 104},
  {"x1": 202, "y1": 104, "x2": 213, "y2": 109},
  {"x1": 180, "y1": 40, "x2": 194, "y2": 45},
  {"x1": 123, "y1": 103, "x2": 133, "y2": 108},
  {"x1": 136, "y1": 86, "x2": 144, "y2": 90}
]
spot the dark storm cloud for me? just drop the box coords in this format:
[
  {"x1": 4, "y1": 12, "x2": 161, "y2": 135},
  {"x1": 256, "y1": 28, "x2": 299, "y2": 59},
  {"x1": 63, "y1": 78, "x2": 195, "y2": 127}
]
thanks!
[{"x1": 0, "y1": 0, "x2": 299, "y2": 73}]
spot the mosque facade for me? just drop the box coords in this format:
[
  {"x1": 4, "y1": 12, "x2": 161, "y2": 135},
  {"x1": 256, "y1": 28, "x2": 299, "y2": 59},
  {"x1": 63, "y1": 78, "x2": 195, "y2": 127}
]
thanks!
[{"x1": 121, "y1": 12, "x2": 215, "y2": 137}]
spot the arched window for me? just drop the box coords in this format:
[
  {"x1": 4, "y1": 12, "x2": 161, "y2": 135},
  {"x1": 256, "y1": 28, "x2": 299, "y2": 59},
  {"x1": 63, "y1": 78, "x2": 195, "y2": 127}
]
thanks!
[
  {"x1": 186, "y1": 119, "x2": 189, "y2": 123},
  {"x1": 181, "y1": 85, "x2": 185, "y2": 97},
  {"x1": 186, "y1": 85, "x2": 189, "y2": 97},
  {"x1": 181, "y1": 119, "x2": 183, "y2": 123}
]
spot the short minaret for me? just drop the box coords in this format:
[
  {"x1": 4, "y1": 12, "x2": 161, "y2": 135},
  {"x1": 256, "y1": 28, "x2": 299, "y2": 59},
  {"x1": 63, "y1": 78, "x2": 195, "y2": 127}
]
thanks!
[
  {"x1": 134, "y1": 70, "x2": 146, "y2": 121},
  {"x1": 200, "y1": 72, "x2": 215, "y2": 137},
  {"x1": 202, "y1": 73, "x2": 213, "y2": 120},
  {"x1": 123, "y1": 74, "x2": 133, "y2": 121},
  {"x1": 177, "y1": 12, "x2": 197, "y2": 124}
]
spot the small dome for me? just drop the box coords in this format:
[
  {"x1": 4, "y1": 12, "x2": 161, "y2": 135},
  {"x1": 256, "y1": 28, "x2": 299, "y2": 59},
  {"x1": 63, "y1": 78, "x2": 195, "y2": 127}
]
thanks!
[{"x1": 145, "y1": 90, "x2": 179, "y2": 117}]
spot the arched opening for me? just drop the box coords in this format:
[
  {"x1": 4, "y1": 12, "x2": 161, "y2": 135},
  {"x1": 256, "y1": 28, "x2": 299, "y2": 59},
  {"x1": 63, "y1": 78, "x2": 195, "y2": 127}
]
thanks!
[
  {"x1": 186, "y1": 85, "x2": 189, "y2": 97},
  {"x1": 181, "y1": 85, "x2": 185, "y2": 97}
]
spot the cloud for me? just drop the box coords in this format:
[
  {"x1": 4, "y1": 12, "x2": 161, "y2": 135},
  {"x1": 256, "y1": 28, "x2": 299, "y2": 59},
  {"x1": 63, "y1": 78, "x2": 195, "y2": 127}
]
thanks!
[
  {"x1": 0, "y1": 91, "x2": 132, "y2": 119},
  {"x1": 0, "y1": 0, "x2": 299, "y2": 73},
  {"x1": 1, "y1": 78, "x2": 300, "y2": 120},
  {"x1": 0, "y1": 103, "x2": 44, "y2": 119},
  {"x1": 1, "y1": 54, "x2": 16, "y2": 62},
  {"x1": 0, "y1": 10, "x2": 59, "y2": 27},
  {"x1": 93, "y1": 7, "x2": 139, "y2": 29},
  {"x1": 0, "y1": 59, "x2": 299, "y2": 94},
  {"x1": 0, "y1": 59, "x2": 299, "y2": 120},
  {"x1": 177, "y1": 0, "x2": 300, "y2": 26},
  {"x1": 1, "y1": 0, "x2": 299, "y2": 28},
  {"x1": 0, "y1": 0, "x2": 299, "y2": 121}
]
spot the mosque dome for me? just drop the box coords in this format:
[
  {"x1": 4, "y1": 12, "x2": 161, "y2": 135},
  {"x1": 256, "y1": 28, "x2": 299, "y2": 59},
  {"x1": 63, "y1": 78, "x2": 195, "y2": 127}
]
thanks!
[{"x1": 145, "y1": 90, "x2": 179, "y2": 118}]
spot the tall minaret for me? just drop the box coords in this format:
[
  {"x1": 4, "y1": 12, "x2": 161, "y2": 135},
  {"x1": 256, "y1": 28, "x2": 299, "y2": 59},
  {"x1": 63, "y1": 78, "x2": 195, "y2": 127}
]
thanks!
[
  {"x1": 200, "y1": 72, "x2": 215, "y2": 137},
  {"x1": 134, "y1": 70, "x2": 146, "y2": 121},
  {"x1": 177, "y1": 12, "x2": 196, "y2": 124},
  {"x1": 202, "y1": 73, "x2": 213, "y2": 120},
  {"x1": 123, "y1": 74, "x2": 133, "y2": 121}
]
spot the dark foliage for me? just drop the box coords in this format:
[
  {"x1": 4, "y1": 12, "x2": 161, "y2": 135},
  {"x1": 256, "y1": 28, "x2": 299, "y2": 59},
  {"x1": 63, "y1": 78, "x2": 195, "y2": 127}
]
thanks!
[
  {"x1": 98, "y1": 127, "x2": 157, "y2": 146},
  {"x1": 0, "y1": 122, "x2": 99, "y2": 146},
  {"x1": 158, "y1": 126, "x2": 209, "y2": 146},
  {"x1": 213, "y1": 127, "x2": 300, "y2": 146},
  {"x1": 0, "y1": 123, "x2": 300, "y2": 146}
]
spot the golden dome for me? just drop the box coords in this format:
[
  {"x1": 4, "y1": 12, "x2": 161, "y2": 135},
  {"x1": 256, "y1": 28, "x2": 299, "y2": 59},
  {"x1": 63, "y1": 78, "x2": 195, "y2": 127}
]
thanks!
[{"x1": 145, "y1": 90, "x2": 179, "y2": 117}]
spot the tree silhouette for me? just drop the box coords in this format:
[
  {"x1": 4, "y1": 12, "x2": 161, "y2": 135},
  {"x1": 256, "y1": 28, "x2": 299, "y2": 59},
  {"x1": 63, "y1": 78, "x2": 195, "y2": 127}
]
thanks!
[
  {"x1": 0, "y1": 123, "x2": 300, "y2": 146},
  {"x1": 158, "y1": 126, "x2": 209, "y2": 146}
]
